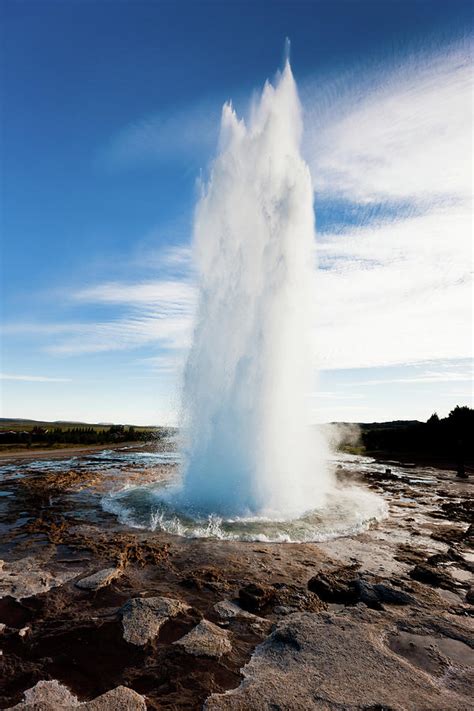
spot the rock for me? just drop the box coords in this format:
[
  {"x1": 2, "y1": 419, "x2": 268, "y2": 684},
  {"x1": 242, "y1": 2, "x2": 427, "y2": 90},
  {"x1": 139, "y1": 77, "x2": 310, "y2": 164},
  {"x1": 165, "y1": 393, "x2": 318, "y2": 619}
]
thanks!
[
  {"x1": 272, "y1": 582, "x2": 327, "y2": 613},
  {"x1": 82, "y1": 685, "x2": 146, "y2": 710},
  {"x1": 465, "y1": 587, "x2": 474, "y2": 604},
  {"x1": 409, "y1": 563, "x2": 456, "y2": 590},
  {"x1": 372, "y1": 583, "x2": 413, "y2": 605},
  {"x1": 309, "y1": 570, "x2": 414, "y2": 610},
  {"x1": 174, "y1": 619, "x2": 232, "y2": 658},
  {"x1": 214, "y1": 600, "x2": 260, "y2": 620},
  {"x1": 75, "y1": 567, "x2": 121, "y2": 591},
  {"x1": 181, "y1": 566, "x2": 227, "y2": 590},
  {"x1": 239, "y1": 583, "x2": 276, "y2": 612},
  {"x1": 204, "y1": 611, "x2": 470, "y2": 710},
  {"x1": 354, "y1": 579, "x2": 383, "y2": 609},
  {"x1": 355, "y1": 580, "x2": 414, "y2": 609},
  {"x1": 7, "y1": 680, "x2": 146, "y2": 710},
  {"x1": 7, "y1": 680, "x2": 79, "y2": 709},
  {"x1": 120, "y1": 596, "x2": 190, "y2": 646},
  {"x1": 307, "y1": 567, "x2": 359, "y2": 605},
  {"x1": 0, "y1": 556, "x2": 82, "y2": 600}
]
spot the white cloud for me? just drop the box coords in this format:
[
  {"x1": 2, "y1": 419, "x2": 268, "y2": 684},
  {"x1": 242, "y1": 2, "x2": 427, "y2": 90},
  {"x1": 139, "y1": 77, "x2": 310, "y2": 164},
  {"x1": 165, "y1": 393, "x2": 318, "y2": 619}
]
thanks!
[
  {"x1": 303, "y1": 40, "x2": 472, "y2": 206},
  {"x1": 4, "y1": 42, "x2": 472, "y2": 384},
  {"x1": 313, "y1": 205, "x2": 472, "y2": 370},
  {"x1": 74, "y1": 279, "x2": 196, "y2": 310},
  {"x1": 0, "y1": 373, "x2": 71, "y2": 383}
]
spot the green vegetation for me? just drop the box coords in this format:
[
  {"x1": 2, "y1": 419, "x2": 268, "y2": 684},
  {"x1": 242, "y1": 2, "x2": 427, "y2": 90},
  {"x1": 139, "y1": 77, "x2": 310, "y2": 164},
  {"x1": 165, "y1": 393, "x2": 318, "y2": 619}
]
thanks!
[{"x1": 0, "y1": 418, "x2": 173, "y2": 450}]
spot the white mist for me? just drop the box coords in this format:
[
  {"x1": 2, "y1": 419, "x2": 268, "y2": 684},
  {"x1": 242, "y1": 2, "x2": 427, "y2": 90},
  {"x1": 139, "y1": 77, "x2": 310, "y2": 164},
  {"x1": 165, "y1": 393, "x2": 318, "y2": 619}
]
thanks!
[{"x1": 178, "y1": 61, "x2": 332, "y2": 519}]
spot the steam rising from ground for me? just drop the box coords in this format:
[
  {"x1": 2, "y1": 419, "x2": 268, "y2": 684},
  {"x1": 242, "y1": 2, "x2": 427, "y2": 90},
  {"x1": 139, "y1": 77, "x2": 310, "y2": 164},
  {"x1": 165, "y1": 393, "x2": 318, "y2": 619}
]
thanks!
[{"x1": 174, "y1": 61, "x2": 331, "y2": 519}]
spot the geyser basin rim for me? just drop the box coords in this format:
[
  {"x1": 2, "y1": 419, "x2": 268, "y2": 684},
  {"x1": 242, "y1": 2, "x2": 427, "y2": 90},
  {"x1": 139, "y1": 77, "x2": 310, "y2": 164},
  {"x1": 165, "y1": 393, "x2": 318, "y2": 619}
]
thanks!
[{"x1": 101, "y1": 482, "x2": 388, "y2": 543}]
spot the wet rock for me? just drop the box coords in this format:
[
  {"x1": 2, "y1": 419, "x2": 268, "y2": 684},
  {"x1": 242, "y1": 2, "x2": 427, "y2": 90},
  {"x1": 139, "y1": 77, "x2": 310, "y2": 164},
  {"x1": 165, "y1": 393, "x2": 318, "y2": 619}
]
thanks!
[
  {"x1": 239, "y1": 583, "x2": 276, "y2": 612},
  {"x1": 353, "y1": 580, "x2": 413, "y2": 609},
  {"x1": 307, "y1": 566, "x2": 359, "y2": 605},
  {"x1": 309, "y1": 571, "x2": 413, "y2": 609},
  {"x1": 409, "y1": 563, "x2": 456, "y2": 590},
  {"x1": 121, "y1": 596, "x2": 190, "y2": 646},
  {"x1": 372, "y1": 583, "x2": 413, "y2": 605},
  {"x1": 174, "y1": 619, "x2": 232, "y2": 658},
  {"x1": 75, "y1": 567, "x2": 121, "y2": 591},
  {"x1": 354, "y1": 580, "x2": 383, "y2": 609},
  {"x1": 7, "y1": 680, "x2": 146, "y2": 710}
]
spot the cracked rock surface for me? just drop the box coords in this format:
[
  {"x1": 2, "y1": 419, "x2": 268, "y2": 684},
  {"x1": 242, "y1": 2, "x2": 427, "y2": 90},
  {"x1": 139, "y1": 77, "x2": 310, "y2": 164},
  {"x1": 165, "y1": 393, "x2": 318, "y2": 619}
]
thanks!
[{"x1": 205, "y1": 610, "x2": 473, "y2": 710}]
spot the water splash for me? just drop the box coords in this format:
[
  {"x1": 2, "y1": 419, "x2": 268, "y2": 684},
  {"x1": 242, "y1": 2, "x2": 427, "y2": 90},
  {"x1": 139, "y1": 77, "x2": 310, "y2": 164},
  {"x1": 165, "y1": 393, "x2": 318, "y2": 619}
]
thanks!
[{"x1": 175, "y1": 60, "x2": 332, "y2": 519}]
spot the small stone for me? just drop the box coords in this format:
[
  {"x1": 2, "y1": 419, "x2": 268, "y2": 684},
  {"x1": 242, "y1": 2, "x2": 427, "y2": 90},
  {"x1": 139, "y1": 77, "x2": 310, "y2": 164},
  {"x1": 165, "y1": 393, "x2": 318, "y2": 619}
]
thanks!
[
  {"x1": 121, "y1": 596, "x2": 190, "y2": 646},
  {"x1": 174, "y1": 619, "x2": 232, "y2": 658},
  {"x1": 82, "y1": 685, "x2": 146, "y2": 710},
  {"x1": 0, "y1": 622, "x2": 6, "y2": 634},
  {"x1": 214, "y1": 600, "x2": 260, "y2": 620},
  {"x1": 18, "y1": 626, "x2": 30, "y2": 638},
  {"x1": 75, "y1": 567, "x2": 121, "y2": 591},
  {"x1": 7, "y1": 679, "x2": 79, "y2": 708},
  {"x1": 7, "y1": 680, "x2": 147, "y2": 710}
]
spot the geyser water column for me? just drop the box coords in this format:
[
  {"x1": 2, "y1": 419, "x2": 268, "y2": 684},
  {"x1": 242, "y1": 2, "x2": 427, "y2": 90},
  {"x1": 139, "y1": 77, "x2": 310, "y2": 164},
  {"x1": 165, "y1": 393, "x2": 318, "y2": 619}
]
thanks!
[{"x1": 178, "y1": 60, "x2": 332, "y2": 519}]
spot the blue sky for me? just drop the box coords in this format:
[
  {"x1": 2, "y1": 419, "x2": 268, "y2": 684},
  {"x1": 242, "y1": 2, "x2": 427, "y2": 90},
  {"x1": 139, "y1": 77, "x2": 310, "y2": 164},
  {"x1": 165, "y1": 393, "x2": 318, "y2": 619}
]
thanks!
[{"x1": 1, "y1": 0, "x2": 472, "y2": 425}]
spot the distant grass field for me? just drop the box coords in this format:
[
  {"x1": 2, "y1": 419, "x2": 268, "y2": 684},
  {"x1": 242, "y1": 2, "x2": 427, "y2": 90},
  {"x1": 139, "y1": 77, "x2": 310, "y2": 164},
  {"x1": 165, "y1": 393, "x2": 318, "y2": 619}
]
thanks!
[
  {"x1": 0, "y1": 418, "x2": 174, "y2": 453},
  {"x1": 0, "y1": 418, "x2": 157, "y2": 433}
]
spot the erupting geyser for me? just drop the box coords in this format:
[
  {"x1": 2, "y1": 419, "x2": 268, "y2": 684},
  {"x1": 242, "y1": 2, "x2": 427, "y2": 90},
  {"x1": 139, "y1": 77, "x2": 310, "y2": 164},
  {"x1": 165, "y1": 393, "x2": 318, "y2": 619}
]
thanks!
[
  {"x1": 178, "y1": 59, "x2": 332, "y2": 519},
  {"x1": 102, "y1": 58, "x2": 388, "y2": 540}
]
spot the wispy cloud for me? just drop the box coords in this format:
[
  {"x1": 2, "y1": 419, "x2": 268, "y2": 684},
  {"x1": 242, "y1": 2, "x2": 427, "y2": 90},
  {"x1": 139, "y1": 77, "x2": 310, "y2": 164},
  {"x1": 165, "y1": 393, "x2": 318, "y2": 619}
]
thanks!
[
  {"x1": 303, "y1": 40, "x2": 472, "y2": 206},
  {"x1": 4, "y1": 42, "x2": 472, "y2": 383},
  {"x1": 102, "y1": 101, "x2": 219, "y2": 168},
  {"x1": 313, "y1": 205, "x2": 472, "y2": 370},
  {"x1": 0, "y1": 373, "x2": 72, "y2": 383},
  {"x1": 74, "y1": 279, "x2": 196, "y2": 309}
]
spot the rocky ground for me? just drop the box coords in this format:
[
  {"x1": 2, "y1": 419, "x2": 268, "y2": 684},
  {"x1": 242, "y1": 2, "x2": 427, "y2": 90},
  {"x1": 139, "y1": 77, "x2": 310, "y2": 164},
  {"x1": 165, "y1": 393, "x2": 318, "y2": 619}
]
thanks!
[{"x1": 0, "y1": 451, "x2": 472, "y2": 710}]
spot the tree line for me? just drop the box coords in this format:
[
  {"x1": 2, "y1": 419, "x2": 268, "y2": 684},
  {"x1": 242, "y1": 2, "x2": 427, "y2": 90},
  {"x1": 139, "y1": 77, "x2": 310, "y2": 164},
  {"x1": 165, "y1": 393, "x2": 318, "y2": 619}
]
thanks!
[
  {"x1": 361, "y1": 406, "x2": 474, "y2": 469},
  {"x1": 0, "y1": 424, "x2": 166, "y2": 447}
]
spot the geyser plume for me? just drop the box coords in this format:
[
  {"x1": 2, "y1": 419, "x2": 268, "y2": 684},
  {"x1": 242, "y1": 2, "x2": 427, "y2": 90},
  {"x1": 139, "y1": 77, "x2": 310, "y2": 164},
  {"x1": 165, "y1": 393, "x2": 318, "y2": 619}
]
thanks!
[{"x1": 178, "y1": 60, "x2": 332, "y2": 519}]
